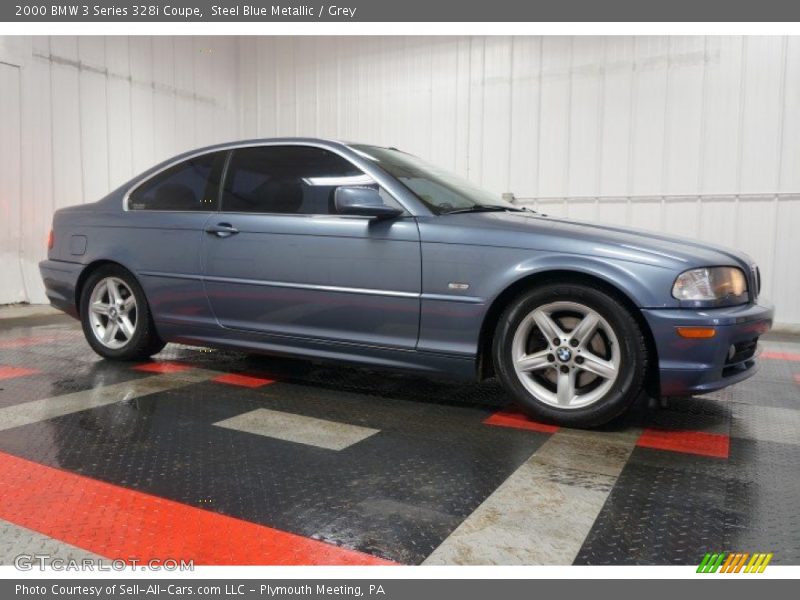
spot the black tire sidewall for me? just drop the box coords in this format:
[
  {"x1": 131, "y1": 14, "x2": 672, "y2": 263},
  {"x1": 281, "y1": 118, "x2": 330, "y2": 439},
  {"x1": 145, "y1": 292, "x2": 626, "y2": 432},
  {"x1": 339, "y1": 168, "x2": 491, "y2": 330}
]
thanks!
[
  {"x1": 493, "y1": 282, "x2": 647, "y2": 428},
  {"x1": 79, "y1": 265, "x2": 162, "y2": 360}
]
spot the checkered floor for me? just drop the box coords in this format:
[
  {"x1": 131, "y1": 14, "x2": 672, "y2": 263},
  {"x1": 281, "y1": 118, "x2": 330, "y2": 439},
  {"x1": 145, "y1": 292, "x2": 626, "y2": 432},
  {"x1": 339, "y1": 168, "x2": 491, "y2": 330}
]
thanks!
[{"x1": 0, "y1": 310, "x2": 798, "y2": 565}]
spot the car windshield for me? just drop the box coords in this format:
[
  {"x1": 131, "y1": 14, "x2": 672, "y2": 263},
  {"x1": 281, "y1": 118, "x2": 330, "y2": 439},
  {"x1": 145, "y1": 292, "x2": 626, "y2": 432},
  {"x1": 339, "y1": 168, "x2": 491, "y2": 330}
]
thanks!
[{"x1": 350, "y1": 145, "x2": 517, "y2": 215}]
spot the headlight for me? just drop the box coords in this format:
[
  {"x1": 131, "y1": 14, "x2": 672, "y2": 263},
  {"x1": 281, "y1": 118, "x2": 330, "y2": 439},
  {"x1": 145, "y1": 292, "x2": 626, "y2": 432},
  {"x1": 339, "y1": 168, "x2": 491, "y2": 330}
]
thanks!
[{"x1": 672, "y1": 267, "x2": 748, "y2": 302}]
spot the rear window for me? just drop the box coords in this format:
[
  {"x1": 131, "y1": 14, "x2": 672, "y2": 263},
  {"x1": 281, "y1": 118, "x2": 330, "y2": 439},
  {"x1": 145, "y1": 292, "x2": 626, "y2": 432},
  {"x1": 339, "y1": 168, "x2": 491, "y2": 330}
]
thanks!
[{"x1": 128, "y1": 151, "x2": 226, "y2": 211}]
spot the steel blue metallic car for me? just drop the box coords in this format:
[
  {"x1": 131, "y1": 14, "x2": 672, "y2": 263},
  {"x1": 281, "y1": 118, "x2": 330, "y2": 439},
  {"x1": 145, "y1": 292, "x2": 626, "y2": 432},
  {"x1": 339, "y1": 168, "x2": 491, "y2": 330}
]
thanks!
[{"x1": 40, "y1": 138, "x2": 774, "y2": 427}]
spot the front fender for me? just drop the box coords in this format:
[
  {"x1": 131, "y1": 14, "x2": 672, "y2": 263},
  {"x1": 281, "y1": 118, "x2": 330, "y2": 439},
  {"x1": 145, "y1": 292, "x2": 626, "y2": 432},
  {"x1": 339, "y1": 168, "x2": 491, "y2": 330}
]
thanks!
[
  {"x1": 417, "y1": 243, "x2": 676, "y2": 358},
  {"x1": 496, "y1": 252, "x2": 677, "y2": 310}
]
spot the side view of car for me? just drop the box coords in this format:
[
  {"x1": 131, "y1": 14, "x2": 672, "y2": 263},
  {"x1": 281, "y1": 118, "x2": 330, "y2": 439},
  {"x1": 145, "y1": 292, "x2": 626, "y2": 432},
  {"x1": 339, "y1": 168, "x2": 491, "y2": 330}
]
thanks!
[{"x1": 40, "y1": 138, "x2": 774, "y2": 427}]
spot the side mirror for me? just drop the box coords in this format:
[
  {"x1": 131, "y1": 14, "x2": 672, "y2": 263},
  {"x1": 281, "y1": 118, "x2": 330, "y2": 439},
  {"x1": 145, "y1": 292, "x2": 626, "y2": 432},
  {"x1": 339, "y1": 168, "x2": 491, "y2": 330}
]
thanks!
[{"x1": 335, "y1": 186, "x2": 403, "y2": 219}]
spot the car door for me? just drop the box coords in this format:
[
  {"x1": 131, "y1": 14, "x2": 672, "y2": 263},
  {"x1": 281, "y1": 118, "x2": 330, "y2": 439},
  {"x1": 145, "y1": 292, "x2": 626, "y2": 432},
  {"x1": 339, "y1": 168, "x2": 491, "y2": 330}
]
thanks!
[
  {"x1": 123, "y1": 150, "x2": 227, "y2": 328},
  {"x1": 201, "y1": 144, "x2": 421, "y2": 350}
]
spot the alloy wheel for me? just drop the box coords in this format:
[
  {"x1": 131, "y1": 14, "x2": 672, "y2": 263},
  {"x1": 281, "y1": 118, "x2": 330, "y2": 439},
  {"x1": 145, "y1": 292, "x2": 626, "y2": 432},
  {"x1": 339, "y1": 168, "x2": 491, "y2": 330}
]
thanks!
[
  {"x1": 88, "y1": 276, "x2": 138, "y2": 349},
  {"x1": 510, "y1": 301, "x2": 621, "y2": 409}
]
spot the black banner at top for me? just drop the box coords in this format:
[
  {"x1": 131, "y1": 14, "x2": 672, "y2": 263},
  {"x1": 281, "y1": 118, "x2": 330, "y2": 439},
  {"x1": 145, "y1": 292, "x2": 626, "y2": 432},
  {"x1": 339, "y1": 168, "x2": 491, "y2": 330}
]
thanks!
[{"x1": 3, "y1": 0, "x2": 800, "y2": 22}]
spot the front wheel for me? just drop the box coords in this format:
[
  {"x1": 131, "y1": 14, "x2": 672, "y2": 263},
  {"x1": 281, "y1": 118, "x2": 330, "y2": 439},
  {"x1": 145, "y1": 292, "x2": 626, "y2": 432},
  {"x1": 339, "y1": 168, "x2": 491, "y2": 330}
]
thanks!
[
  {"x1": 492, "y1": 282, "x2": 648, "y2": 428},
  {"x1": 80, "y1": 265, "x2": 166, "y2": 360}
]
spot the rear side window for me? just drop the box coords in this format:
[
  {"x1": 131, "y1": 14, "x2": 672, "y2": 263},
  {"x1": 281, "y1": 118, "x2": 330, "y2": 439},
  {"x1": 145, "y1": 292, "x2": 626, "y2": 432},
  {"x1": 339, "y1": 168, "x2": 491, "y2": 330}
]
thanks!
[
  {"x1": 128, "y1": 151, "x2": 226, "y2": 211},
  {"x1": 221, "y1": 146, "x2": 373, "y2": 214}
]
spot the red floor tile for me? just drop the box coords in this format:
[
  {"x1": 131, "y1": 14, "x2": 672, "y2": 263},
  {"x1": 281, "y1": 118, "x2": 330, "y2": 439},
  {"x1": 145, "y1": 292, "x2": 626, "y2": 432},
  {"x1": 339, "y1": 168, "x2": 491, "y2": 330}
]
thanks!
[
  {"x1": 133, "y1": 361, "x2": 194, "y2": 374},
  {"x1": 483, "y1": 410, "x2": 560, "y2": 433},
  {"x1": 761, "y1": 351, "x2": 800, "y2": 362},
  {"x1": 637, "y1": 429, "x2": 730, "y2": 459},
  {"x1": 213, "y1": 373, "x2": 276, "y2": 388},
  {"x1": 0, "y1": 365, "x2": 40, "y2": 380},
  {"x1": 0, "y1": 450, "x2": 395, "y2": 566}
]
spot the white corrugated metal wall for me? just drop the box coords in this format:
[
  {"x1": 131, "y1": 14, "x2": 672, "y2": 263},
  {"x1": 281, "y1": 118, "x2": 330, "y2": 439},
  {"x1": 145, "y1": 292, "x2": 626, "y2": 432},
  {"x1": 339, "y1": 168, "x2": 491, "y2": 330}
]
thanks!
[
  {"x1": 239, "y1": 36, "x2": 800, "y2": 328},
  {"x1": 1, "y1": 36, "x2": 798, "y2": 327},
  {"x1": 0, "y1": 36, "x2": 240, "y2": 305},
  {"x1": 0, "y1": 59, "x2": 23, "y2": 303}
]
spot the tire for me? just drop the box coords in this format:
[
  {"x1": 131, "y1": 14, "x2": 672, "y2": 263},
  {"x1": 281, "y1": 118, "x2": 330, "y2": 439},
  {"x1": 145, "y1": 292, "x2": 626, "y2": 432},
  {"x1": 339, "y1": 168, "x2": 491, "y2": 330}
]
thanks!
[
  {"x1": 492, "y1": 282, "x2": 647, "y2": 428},
  {"x1": 79, "y1": 265, "x2": 166, "y2": 360}
]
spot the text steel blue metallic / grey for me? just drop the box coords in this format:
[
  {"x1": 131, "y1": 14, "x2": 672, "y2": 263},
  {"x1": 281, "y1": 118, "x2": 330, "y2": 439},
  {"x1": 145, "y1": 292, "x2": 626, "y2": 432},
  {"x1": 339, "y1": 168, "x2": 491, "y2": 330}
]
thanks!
[{"x1": 39, "y1": 138, "x2": 774, "y2": 427}]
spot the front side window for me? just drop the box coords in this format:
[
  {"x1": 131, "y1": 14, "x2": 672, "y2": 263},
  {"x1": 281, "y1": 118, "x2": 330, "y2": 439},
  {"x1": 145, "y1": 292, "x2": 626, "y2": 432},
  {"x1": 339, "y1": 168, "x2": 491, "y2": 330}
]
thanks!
[
  {"x1": 128, "y1": 151, "x2": 226, "y2": 211},
  {"x1": 221, "y1": 145, "x2": 379, "y2": 215}
]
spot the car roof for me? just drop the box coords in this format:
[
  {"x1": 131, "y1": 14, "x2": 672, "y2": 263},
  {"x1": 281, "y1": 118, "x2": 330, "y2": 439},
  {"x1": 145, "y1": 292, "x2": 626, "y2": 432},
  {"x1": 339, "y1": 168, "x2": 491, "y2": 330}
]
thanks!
[{"x1": 181, "y1": 137, "x2": 382, "y2": 155}]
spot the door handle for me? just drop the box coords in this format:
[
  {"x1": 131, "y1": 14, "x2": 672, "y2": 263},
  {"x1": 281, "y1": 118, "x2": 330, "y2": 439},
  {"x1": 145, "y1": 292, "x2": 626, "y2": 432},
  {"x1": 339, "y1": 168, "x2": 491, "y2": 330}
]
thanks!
[{"x1": 206, "y1": 223, "x2": 239, "y2": 238}]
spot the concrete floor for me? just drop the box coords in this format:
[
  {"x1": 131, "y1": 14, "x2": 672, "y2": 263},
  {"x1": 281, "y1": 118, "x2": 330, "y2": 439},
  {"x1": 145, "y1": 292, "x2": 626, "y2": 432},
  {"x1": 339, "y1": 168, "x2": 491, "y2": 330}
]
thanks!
[{"x1": 0, "y1": 306, "x2": 798, "y2": 565}]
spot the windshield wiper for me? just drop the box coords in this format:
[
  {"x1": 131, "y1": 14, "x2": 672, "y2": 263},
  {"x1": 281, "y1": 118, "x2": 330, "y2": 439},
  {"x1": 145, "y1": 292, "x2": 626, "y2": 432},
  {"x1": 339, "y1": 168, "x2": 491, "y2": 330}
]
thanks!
[{"x1": 443, "y1": 205, "x2": 524, "y2": 215}]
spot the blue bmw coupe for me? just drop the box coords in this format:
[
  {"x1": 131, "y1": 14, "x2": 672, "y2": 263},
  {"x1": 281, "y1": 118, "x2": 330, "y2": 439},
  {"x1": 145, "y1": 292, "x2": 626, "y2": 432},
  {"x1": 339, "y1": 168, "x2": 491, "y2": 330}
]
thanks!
[{"x1": 40, "y1": 139, "x2": 773, "y2": 426}]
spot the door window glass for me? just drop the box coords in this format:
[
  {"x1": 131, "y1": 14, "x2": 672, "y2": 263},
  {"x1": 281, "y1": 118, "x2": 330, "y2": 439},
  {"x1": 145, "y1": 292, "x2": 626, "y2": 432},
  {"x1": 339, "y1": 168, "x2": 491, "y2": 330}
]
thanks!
[{"x1": 222, "y1": 146, "x2": 382, "y2": 214}]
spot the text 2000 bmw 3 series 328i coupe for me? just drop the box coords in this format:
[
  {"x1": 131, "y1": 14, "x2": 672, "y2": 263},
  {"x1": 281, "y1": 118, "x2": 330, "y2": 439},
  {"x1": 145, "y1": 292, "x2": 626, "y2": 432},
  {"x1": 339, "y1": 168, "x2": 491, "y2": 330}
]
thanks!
[{"x1": 40, "y1": 138, "x2": 774, "y2": 427}]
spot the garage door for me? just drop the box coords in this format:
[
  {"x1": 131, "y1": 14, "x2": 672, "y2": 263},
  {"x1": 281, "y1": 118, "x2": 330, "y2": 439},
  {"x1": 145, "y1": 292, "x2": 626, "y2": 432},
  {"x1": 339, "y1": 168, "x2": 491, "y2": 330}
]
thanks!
[{"x1": 0, "y1": 62, "x2": 23, "y2": 304}]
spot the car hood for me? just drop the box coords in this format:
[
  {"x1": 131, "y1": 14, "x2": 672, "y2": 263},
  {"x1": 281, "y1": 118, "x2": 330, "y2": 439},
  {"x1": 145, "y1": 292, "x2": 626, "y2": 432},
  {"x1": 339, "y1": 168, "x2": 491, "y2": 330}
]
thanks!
[{"x1": 421, "y1": 210, "x2": 754, "y2": 272}]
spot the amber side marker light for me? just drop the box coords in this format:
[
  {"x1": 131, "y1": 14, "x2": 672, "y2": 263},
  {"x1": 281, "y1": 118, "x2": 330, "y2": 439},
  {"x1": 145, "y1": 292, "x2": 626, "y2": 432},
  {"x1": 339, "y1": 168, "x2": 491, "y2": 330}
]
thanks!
[
  {"x1": 47, "y1": 230, "x2": 54, "y2": 250},
  {"x1": 676, "y1": 327, "x2": 717, "y2": 339}
]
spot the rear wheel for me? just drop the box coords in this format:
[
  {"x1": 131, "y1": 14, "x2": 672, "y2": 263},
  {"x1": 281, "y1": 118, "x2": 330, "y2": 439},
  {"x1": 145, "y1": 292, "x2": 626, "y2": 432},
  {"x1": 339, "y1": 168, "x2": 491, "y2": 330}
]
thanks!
[
  {"x1": 80, "y1": 265, "x2": 166, "y2": 360},
  {"x1": 493, "y1": 282, "x2": 647, "y2": 427}
]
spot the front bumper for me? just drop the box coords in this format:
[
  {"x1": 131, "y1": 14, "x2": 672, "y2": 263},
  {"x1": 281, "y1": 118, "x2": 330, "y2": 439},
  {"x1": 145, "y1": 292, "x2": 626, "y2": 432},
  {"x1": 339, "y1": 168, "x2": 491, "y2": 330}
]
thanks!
[
  {"x1": 641, "y1": 301, "x2": 774, "y2": 396},
  {"x1": 39, "y1": 259, "x2": 83, "y2": 319}
]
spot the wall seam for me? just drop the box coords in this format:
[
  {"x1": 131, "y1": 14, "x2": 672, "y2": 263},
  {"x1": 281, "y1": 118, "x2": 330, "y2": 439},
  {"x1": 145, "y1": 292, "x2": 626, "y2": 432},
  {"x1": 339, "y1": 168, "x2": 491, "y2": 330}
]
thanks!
[
  {"x1": 595, "y1": 37, "x2": 608, "y2": 210},
  {"x1": 625, "y1": 37, "x2": 638, "y2": 224},
  {"x1": 696, "y1": 36, "x2": 711, "y2": 237},
  {"x1": 768, "y1": 36, "x2": 789, "y2": 303},
  {"x1": 76, "y1": 39, "x2": 86, "y2": 205},
  {"x1": 563, "y1": 37, "x2": 574, "y2": 197},
  {"x1": 506, "y1": 36, "x2": 515, "y2": 192},
  {"x1": 733, "y1": 37, "x2": 748, "y2": 248},
  {"x1": 659, "y1": 37, "x2": 671, "y2": 230},
  {"x1": 533, "y1": 37, "x2": 543, "y2": 198}
]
